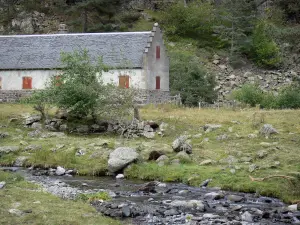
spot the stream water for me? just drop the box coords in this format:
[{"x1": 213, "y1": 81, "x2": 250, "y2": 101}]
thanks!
[{"x1": 2, "y1": 167, "x2": 300, "y2": 225}]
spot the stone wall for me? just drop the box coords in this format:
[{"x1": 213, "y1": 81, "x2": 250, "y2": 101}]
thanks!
[
  {"x1": 0, "y1": 89, "x2": 173, "y2": 105},
  {"x1": 0, "y1": 90, "x2": 33, "y2": 103}
]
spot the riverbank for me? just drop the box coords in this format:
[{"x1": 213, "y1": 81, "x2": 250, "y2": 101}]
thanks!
[
  {"x1": 0, "y1": 170, "x2": 118, "y2": 225},
  {"x1": 1, "y1": 104, "x2": 300, "y2": 203},
  {"x1": 3, "y1": 167, "x2": 300, "y2": 225}
]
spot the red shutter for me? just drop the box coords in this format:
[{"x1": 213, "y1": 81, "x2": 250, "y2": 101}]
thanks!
[
  {"x1": 22, "y1": 77, "x2": 32, "y2": 89},
  {"x1": 156, "y1": 76, "x2": 160, "y2": 90},
  {"x1": 55, "y1": 76, "x2": 62, "y2": 86},
  {"x1": 119, "y1": 76, "x2": 130, "y2": 88},
  {"x1": 156, "y1": 46, "x2": 160, "y2": 59}
]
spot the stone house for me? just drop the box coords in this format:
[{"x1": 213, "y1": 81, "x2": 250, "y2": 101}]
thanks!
[{"x1": 0, "y1": 23, "x2": 169, "y2": 103}]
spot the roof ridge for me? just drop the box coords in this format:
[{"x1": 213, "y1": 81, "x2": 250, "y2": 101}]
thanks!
[{"x1": 0, "y1": 31, "x2": 152, "y2": 38}]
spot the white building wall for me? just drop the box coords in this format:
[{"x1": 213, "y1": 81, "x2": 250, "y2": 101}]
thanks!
[
  {"x1": 0, "y1": 70, "x2": 59, "y2": 90},
  {"x1": 0, "y1": 69, "x2": 145, "y2": 90}
]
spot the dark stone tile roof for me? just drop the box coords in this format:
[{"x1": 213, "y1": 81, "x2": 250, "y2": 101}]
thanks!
[{"x1": 0, "y1": 32, "x2": 151, "y2": 69}]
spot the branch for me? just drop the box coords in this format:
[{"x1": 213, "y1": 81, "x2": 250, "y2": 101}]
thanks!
[{"x1": 249, "y1": 175, "x2": 296, "y2": 185}]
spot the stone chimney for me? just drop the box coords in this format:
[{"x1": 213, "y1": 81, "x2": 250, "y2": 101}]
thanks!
[{"x1": 58, "y1": 23, "x2": 68, "y2": 34}]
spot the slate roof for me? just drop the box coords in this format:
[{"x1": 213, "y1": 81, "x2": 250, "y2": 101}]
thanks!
[{"x1": 0, "y1": 32, "x2": 151, "y2": 70}]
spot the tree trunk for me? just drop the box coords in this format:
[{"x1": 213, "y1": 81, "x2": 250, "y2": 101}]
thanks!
[{"x1": 82, "y1": 8, "x2": 88, "y2": 32}]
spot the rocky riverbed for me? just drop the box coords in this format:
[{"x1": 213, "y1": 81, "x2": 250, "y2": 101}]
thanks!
[{"x1": 2, "y1": 167, "x2": 300, "y2": 225}]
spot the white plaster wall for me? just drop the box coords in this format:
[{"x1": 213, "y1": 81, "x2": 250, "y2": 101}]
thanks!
[
  {"x1": 0, "y1": 70, "x2": 59, "y2": 90},
  {"x1": 0, "y1": 69, "x2": 145, "y2": 90},
  {"x1": 101, "y1": 69, "x2": 146, "y2": 89}
]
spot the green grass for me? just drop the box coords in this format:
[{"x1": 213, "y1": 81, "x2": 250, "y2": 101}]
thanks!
[
  {"x1": 0, "y1": 171, "x2": 118, "y2": 225},
  {"x1": 1, "y1": 103, "x2": 300, "y2": 203}
]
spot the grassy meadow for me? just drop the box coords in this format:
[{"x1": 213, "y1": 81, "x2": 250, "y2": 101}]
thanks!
[{"x1": 1, "y1": 103, "x2": 300, "y2": 204}]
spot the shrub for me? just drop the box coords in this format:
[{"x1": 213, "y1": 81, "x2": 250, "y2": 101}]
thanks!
[
  {"x1": 169, "y1": 51, "x2": 217, "y2": 106},
  {"x1": 277, "y1": 86, "x2": 300, "y2": 109},
  {"x1": 232, "y1": 83, "x2": 264, "y2": 107},
  {"x1": 251, "y1": 21, "x2": 282, "y2": 68}
]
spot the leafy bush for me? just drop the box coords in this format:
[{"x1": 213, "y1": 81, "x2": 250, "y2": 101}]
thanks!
[
  {"x1": 277, "y1": 86, "x2": 300, "y2": 109},
  {"x1": 169, "y1": 51, "x2": 217, "y2": 106},
  {"x1": 251, "y1": 21, "x2": 282, "y2": 68},
  {"x1": 233, "y1": 83, "x2": 300, "y2": 109},
  {"x1": 232, "y1": 83, "x2": 264, "y2": 107}
]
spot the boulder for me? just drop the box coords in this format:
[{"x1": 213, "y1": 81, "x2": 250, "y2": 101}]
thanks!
[
  {"x1": 200, "y1": 159, "x2": 214, "y2": 166},
  {"x1": 257, "y1": 150, "x2": 268, "y2": 158},
  {"x1": 76, "y1": 125, "x2": 90, "y2": 133},
  {"x1": 108, "y1": 147, "x2": 139, "y2": 173},
  {"x1": 116, "y1": 174, "x2": 125, "y2": 179},
  {"x1": 176, "y1": 151, "x2": 190, "y2": 162},
  {"x1": 172, "y1": 136, "x2": 192, "y2": 154},
  {"x1": 227, "y1": 195, "x2": 244, "y2": 202},
  {"x1": 143, "y1": 131, "x2": 155, "y2": 139},
  {"x1": 55, "y1": 109, "x2": 68, "y2": 119},
  {"x1": 241, "y1": 211, "x2": 253, "y2": 222},
  {"x1": 156, "y1": 155, "x2": 169, "y2": 162},
  {"x1": 167, "y1": 200, "x2": 205, "y2": 211},
  {"x1": 260, "y1": 124, "x2": 278, "y2": 136},
  {"x1": 203, "y1": 124, "x2": 222, "y2": 133},
  {"x1": 25, "y1": 115, "x2": 41, "y2": 125},
  {"x1": 55, "y1": 166, "x2": 66, "y2": 176},
  {"x1": 31, "y1": 122, "x2": 42, "y2": 130}
]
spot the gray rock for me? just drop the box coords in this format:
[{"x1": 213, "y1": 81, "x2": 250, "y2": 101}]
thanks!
[
  {"x1": 204, "y1": 124, "x2": 222, "y2": 133},
  {"x1": 240, "y1": 157, "x2": 253, "y2": 163},
  {"x1": 25, "y1": 115, "x2": 41, "y2": 125},
  {"x1": 55, "y1": 166, "x2": 66, "y2": 176},
  {"x1": 164, "y1": 208, "x2": 179, "y2": 216},
  {"x1": 144, "y1": 124, "x2": 154, "y2": 132},
  {"x1": 203, "y1": 213, "x2": 219, "y2": 219},
  {"x1": 249, "y1": 164, "x2": 257, "y2": 173},
  {"x1": 156, "y1": 155, "x2": 169, "y2": 162},
  {"x1": 172, "y1": 136, "x2": 187, "y2": 152},
  {"x1": 260, "y1": 124, "x2": 278, "y2": 136},
  {"x1": 76, "y1": 125, "x2": 90, "y2": 133},
  {"x1": 227, "y1": 195, "x2": 244, "y2": 202},
  {"x1": 143, "y1": 131, "x2": 155, "y2": 139},
  {"x1": 122, "y1": 205, "x2": 131, "y2": 217},
  {"x1": 31, "y1": 122, "x2": 42, "y2": 130},
  {"x1": 241, "y1": 211, "x2": 253, "y2": 222},
  {"x1": 0, "y1": 181, "x2": 6, "y2": 189},
  {"x1": 217, "y1": 134, "x2": 228, "y2": 141},
  {"x1": 257, "y1": 150, "x2": 268, "y2": 158},
  {"x1": 0, "y1": 132, "x2": 9, "y2": 138},
  {"x1": 168, "y1": 200, "x2": 204, "y2": 211},
  {"x1": 108, "y1": 147, "x2": 139, "y2": 173},
  {"x1": 14, "y1": 156, "x2": 29, "y2": 167},
  {"x1": 0, "y1": 146, "x2": 19, "y2": 154},
  {"x1": 8, "y1": 208, "x2": 23, "y2": 216},
  {"x1": 24, "y1": 145, "x2": 42, "y2": 151},
  {"x1": 204, "y1": 192, "x2": 224, "y2": 200},
  {"x1": 248, "y1": 133, "x2": 257, "y2": 139},
  {"x1": 175, "y1": 151, "x2": 190, "y2": 161},
  {"x1": 59, "y1": 124, "x2": 68, "y2": 131},
  {"x1": 28, "y1": 130, "x2": 42, "y2": 137},
  {"x1": 116, "y1": 174, "x2": 124, "y2": 179},
  {"x1": 200, "y1": 159, "x2": 214, "y2": 166}
]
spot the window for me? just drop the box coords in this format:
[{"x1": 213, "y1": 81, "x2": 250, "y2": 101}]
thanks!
[
  {"x1": 0, "y1": 77, "x2": 2, "y2": 89},
  {"x1": 22, "y1": 77, "x2": 32, "y2": 89},
  {"x1": 156, "y1": 76, "x2": 160, "y2": 90},
  {"x1": 55, "y1": 75, "x2": 62, "y2": 86},
  {"x1": 156, "y1": 46, "x2": 160, "y2": 59},
  {"x1": 119, "y1": 75, "x2": 129, "y2": 88}
]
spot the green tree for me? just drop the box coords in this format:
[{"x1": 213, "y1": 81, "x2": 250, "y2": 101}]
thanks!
[
  {"x1": 29, "y1": 49, "x2": 135, "y2": 120},
  {"x1": 67, "y1": 0, "x2": 120, "y2": 32},
  {"x1": 170, "y1": 52, "x2": 217, "y2": 106}
]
